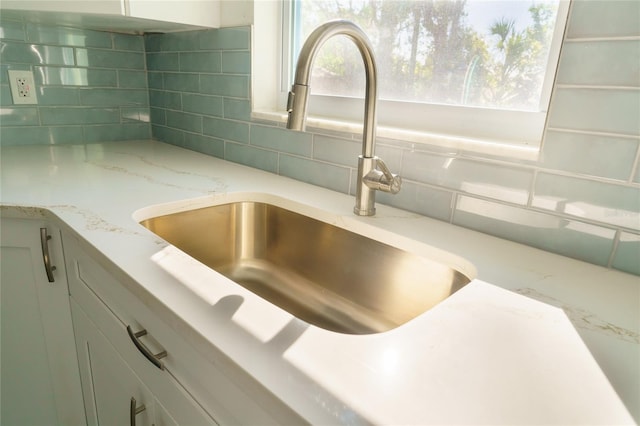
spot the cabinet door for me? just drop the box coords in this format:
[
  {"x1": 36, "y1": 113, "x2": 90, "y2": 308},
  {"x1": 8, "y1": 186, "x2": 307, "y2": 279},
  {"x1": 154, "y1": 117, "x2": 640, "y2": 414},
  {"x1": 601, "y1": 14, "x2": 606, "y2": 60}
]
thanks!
[
  {"x1": 69, "y1": 268, "x2": 216, "y2": 426},
  {"x1": 72, "y1": 299, "x2": 157, "y2": 426},
  {"x1": 0, "y1": 218, "x2": 85, "y2": 426}
]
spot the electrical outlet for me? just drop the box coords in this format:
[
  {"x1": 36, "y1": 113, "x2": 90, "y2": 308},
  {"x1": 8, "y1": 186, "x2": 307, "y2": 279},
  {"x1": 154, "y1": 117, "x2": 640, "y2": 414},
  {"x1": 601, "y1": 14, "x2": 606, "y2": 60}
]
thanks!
[{"x1": 8, "y1": 70, "x2": 38, "y2": 105}]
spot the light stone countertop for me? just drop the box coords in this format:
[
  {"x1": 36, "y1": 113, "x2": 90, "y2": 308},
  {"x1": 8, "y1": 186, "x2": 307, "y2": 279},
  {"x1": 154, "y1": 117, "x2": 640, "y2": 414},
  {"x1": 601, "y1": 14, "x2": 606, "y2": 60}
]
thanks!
[{"x1": 1, "y1": 140, "x2": 637, "y2": 424}]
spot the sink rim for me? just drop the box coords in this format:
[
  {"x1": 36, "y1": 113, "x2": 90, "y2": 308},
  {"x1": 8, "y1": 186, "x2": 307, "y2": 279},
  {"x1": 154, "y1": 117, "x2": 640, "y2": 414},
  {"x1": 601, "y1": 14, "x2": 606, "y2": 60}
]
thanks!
[{"x1": 133, "y1": 191, "x2": 478, "y2": 282}]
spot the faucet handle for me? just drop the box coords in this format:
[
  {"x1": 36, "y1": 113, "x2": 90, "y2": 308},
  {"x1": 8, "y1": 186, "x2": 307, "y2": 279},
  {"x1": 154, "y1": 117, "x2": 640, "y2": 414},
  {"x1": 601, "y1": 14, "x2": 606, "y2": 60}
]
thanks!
[{"x1": 363, "y1": 157, "x2": 402, "y2": 194}]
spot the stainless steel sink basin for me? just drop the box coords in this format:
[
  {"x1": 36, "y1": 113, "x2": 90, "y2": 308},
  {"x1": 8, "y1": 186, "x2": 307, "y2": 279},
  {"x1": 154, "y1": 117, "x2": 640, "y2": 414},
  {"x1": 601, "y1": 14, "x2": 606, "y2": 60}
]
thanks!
[{"x1": 140, "y1": 201, "x2": 471, "y2": 334}]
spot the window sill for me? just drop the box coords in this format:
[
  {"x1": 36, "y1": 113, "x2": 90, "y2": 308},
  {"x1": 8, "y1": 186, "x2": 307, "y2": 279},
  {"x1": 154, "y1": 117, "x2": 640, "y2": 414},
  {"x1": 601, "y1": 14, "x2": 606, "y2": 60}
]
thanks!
[{"x1": 251, "y1": 109, "x2": 541, "y2": 162}]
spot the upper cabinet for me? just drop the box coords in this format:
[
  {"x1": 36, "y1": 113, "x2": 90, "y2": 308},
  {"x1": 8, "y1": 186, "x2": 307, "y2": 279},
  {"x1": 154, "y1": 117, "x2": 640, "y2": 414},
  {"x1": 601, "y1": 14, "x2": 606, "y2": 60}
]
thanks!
[
  {"x1": 128, "y1": 1, "x2": 220, "y2": 28},
  {"x1": 1, "y1": 0, "x2": 221, "y2": 32}
]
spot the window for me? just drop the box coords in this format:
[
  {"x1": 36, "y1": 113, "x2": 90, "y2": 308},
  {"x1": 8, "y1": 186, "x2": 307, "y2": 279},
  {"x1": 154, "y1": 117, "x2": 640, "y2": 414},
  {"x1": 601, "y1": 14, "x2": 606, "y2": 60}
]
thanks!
[{"x1": 253, "y1": 1, "x2": 570, "y2": 157}]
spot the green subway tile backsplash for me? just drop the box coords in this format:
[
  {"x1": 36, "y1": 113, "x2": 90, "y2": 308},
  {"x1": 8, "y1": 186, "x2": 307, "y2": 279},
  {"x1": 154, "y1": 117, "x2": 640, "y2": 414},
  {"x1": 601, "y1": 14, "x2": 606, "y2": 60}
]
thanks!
[
  {"x1": 150, "y1": 107, "x2": 166, "y2": 125},
  {"x1": 26, "y1": 23, "x2": 112, "y2": 48},
  {"x1": 279, "y1": 154, "x2": 351, "y2": 193},
  {"x1": 612, "y1": 232, "x2": 640, "y2": 276},
  {"x1": 79, "y1": 88, "x2": 148, "y2": 107},
  {"x1": 202, "y1": 116, "x2": 249, "y2": 143},
  {"x1": 0, "y1": 19, "x2": 25, "y2": 40},
  {"x1": 40, "y1": 107, "x2": 120, "y2": 125},
  {"x1": 183, "y1": 132, "x2": 224, "y2": 158},
  {"x1": 180, "y1": 52, "x2": 221, "y2": 73},
  {"x1": 533, "y1": 173, "x2": 640, "y2": 231},
  {"x1": 0, "y1": 41, "x2": 74, "y2": 65},
  {"x1": 217, "y1": 28, "x2": 250, "y2": 50},
  {"x1": 567, "y1": 0, "x2": 640, "y2": 38},
  {"x1": 0, "y1": 85, "x2": 13, "y2": 106},
  {"x1": 1, "y1": 107, "x2": 39, "y2": 125},
  {"x1": 151, "y1": 124, "x2": 184, "y2": 146},
  {"x1": 199, "y1": 74, "x2": 249, "y2": 98},
  {"x1": 548, "y1": 88, "x2": 640, "y2": 136},
  {"x1": 146, "y1": 53, "x2": 180, "y2": 72},
  {"x1": 556, "y1": 40, "x2": 640, "y2": 87},
  {"x1": 146, "y1": 31, "x2": 201, "y2": 52},
  {"x1": 182, "y1": 93, "x2": 223, "y2": 117},
  {"x1": 0, "y1": 125, "x2": 84, "y2": 145},
  {"x1": 250, "y1": 125, "x2": 312, "y2": 157},
  {"x1": 225, "y1": 142, "x2": 278, "y2": 173},
  {"x1": 121, "y1": 107, "x2": 150, "y2": 123},
  {"x1": 118, "y1": 70, "x2": 148, "y2": 89},
  {"x1": 34, "y1": 66, "x2": 118, "y2": 87},
  {"x1": 223, "y1": 98, "x2": 251, "y2": 121},
  {"x1": 0, "y1": 18, "x2": 149, "y2": 144},
  {"x1": 166, "y1": 110, "x2": 202, "y2": 133},
  {"x1": 37, "y1": 87, "x2": 80, "y2": 105},
  {"x1": 76, "y1": 48, "x2": 145, "y2": 70},
  {"x1": 313, "y1": 134, "x2": 361, "y2": 167},
  {"x1": 83, "y1": 123, "x2": 150, "y2": 142},
  {"x1": 164, "y1": 73, "x2": 199, "y2": 93},
  {"x1": 147, "y1": 72, "x2": 163, "y2": 89},
  {"x1": 402, "y1": 151, "x2": 533, "y2": 205},
  {"x1": 149, "y1": 90, "x2": 181, "y2": 110},
  {"x1": 541, "y1": 130, "x2": 638, "y2": 181},
  {"x1": 378, "y1": 181, "x2": 454, "y2": 222},
  {"x1": 453, "y1": 196, "x2": 617, "y2": 267},
  {"x1": 113, "y1": 33, "x2": 145, "y2": 52},
  {"x1": 222, "y1": 51, "x2": 251, "y2": 74}
]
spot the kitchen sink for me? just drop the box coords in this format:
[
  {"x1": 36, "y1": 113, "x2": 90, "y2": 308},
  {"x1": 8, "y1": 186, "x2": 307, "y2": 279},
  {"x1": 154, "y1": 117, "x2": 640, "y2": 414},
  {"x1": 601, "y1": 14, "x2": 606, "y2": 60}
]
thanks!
[{"x1": 139, "y1": 200, "x2": 471, "y2": 334}]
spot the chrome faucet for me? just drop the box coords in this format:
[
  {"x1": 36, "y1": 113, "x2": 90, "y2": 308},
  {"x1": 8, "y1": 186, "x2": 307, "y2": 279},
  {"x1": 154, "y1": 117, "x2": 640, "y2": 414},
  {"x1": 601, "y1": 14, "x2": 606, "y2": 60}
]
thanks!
[{"x1": 286, "y1": 20, "x2": 401, "y2": 216}]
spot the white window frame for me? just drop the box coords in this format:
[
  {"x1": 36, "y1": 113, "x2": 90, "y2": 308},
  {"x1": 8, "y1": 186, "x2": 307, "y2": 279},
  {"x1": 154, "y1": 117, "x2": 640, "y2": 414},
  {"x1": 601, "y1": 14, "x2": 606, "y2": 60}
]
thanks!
[{"x1": 251, "y1": 0, "x2": 570, "y2": 160}]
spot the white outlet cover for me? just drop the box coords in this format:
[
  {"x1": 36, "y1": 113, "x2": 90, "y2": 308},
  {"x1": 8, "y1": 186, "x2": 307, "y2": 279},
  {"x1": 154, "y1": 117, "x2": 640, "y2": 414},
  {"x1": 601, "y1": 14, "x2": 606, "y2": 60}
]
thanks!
[{"x1": 8, "y1": 70, "x2": 38, "y2": 105}]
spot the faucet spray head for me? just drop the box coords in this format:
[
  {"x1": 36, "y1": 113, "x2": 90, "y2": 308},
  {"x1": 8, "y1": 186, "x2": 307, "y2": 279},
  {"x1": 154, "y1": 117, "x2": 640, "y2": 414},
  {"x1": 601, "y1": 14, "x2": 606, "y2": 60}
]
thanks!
[{"x1": 286, "y1": 83, "x2": 310, "y2": 131}]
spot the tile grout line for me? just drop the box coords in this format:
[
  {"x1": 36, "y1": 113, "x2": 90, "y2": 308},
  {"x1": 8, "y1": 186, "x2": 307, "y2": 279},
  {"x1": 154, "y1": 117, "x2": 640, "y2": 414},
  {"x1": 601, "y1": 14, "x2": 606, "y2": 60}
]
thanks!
[
  {"x1": 629, "y1": 143, "x2": 640, "y2": 185},
  {"x1": 607, "y1": 229, "x2": 622, "y2": 269}
]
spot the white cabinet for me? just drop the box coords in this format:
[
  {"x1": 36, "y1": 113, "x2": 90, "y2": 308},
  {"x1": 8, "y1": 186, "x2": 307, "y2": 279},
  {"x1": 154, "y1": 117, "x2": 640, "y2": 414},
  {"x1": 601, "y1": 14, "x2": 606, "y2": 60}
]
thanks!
[
  {"x1": 72, "y1": 300, "x2": 205, "y2": 426},
  {"x1": 1, "y1": 0, "x2": 220, "y2": 30},
  {"x1": 125, "y1": 1, "x2": 220, "y2": 28},
  {"x1": 73, "y1": 303, "x2": 156, "y2": 426},
  {"x1": 0, "y1": 218, "x2": 85, "y2": 426},
  {"x1": 65, "y1": 236, "x2": 217, "y2": 426}
]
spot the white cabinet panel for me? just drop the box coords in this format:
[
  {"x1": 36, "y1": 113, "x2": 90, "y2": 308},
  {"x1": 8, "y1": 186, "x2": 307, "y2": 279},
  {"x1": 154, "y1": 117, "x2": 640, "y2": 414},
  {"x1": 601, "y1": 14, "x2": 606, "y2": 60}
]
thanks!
[
  {"x1": 73, "y1": 300, "x2": 159, "y2": 426},
  {"x1": 0, "y1": 1, "x2": 122, "y2": 14},
  {"x1": 127, "y1": 1, "x2": 220, "y2": 28},
  {"x1": 66, "y1": 235, "x2": 217, "y2": 426},
  {"x1": 0, "y1": 218, "x2": 85, "y2": 426},
  {"x1": 1, "y1": 0, "x2": 220, "y2": 29}
]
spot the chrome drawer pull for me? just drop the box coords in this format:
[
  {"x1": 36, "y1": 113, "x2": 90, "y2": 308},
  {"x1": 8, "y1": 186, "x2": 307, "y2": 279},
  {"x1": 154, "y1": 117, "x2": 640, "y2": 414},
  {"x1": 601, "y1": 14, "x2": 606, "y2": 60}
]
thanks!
[
  {"x1": 39, "y1": 228, "x2": 56, "y2": 283},
  {"x1": 130, "y1": 397, "x2": 146, "y2": 426},
  {"x1": 126, "y1": 325, "x2": 167, "y2": 370}
]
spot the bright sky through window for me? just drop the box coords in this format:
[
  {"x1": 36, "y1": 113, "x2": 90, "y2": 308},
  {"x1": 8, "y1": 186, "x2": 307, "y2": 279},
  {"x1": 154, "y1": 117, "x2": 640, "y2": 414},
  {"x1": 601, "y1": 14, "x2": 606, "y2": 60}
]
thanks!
[{"x1": 295, "y1": 0, "x2": 562, "y2": 112}]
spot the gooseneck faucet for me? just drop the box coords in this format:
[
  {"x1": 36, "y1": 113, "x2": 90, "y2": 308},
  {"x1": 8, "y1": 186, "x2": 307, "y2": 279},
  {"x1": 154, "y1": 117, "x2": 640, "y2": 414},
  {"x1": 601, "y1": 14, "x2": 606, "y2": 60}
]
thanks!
[{"x1": 286, "y1": 20, "x2": 401, "y2": 216}]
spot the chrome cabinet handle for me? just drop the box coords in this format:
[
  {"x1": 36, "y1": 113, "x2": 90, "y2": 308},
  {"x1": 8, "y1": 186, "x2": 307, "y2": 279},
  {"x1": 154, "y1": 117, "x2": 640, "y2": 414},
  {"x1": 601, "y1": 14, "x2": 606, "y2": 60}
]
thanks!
[
  {"x1": 126, "y1": 325, "x2": 167, "y2": 370},
  {"x1": 39, "y1": 228, "x2": 56, "y2": 283},
  {"x1": 130, "y1": 397, "x2": 146, "y2": 426}
]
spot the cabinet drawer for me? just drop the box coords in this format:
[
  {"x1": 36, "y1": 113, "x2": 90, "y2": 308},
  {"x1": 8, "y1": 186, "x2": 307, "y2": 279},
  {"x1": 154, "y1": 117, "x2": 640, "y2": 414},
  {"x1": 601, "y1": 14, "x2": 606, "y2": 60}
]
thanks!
[{"x1": 63, "y1": 233, "x2": 288, "y2": 425}]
